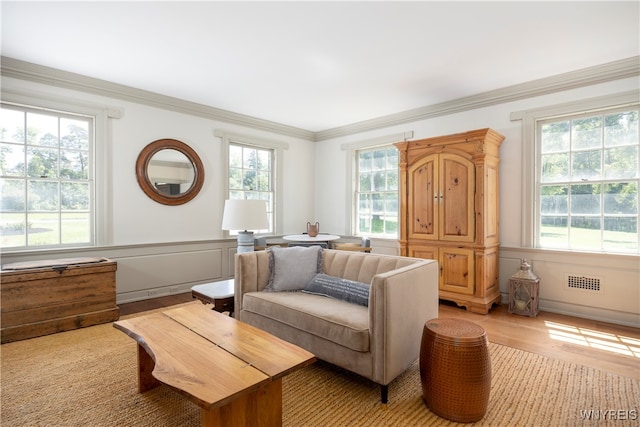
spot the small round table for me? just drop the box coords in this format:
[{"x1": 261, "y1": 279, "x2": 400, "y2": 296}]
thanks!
[
  {"x1": 191, "y1": 279, "x2": 234, "y2": 317},
  {"x1": 282, "y1": 234, "x2": 340, "y2": 243},
  {"x1": 419, "y1": 318, "x2": 491, "y2": 423}
]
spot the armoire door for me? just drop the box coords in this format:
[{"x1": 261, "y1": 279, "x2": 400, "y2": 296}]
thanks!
[
  {"x1": 407, "y1": 154, "x2": 437, "y2": 240},
  {"x1": 439, "y1": 153, "x2": 475, "y2": 243},
  {"x1": 407, "y1": 153, "x2": 475, "y2": 243},
  {"x1": 439, "y1": 247, "x2": 475, "y2": 295}
]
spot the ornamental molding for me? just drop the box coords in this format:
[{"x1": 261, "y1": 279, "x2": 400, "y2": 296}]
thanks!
[{"x1": 2, "y1": 55, "x2": 638, "y2": 142}]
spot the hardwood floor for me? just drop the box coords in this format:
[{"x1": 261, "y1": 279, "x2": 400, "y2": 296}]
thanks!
[
  {"x1": 438, "y1": 301, "x2": 639, "y2": 380},
  {"x1": 118, "y1": 292, "x2": 195, "y2": 316},
  {"x1": 118, "y1": 294, "x2": 640, "y2": 380}
]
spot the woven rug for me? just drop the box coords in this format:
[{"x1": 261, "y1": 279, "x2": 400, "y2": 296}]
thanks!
[{"x1": 1, "y1": 307, "x2": 638, "y2": 426}]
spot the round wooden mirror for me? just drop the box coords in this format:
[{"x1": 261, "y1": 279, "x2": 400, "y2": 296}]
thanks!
[{"x1": 136, "y1": 139, "x2": 205, "y2": 205}]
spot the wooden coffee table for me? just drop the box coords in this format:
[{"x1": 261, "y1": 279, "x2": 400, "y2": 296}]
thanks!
[{"x1": 114, "y1": 302, "x2": 315, "y2": 427}]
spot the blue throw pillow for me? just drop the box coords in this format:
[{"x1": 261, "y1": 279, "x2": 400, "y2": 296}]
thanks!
[{"x1": 302, "y1": 273, "x2": 370, "y2": 307}]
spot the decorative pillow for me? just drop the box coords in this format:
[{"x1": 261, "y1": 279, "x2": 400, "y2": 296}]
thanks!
[
  {"x1": 302, "y1": 273, "x2": 370, "y2": 307},
  {"x1": 264, "y1": 246, "x2": 323, "y2": 292}
]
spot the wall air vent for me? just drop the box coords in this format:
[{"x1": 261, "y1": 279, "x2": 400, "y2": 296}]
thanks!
[{"x1": 566, "y1": 274, "x2": 602, "y2": 292}]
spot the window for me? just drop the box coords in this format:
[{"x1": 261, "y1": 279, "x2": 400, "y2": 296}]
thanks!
[
  {"x1": 355, "y1": 146, "x2": 398, "y2": 237},
  {"x1": 1, "y1": 103, "x2": 94, "y2": 249},
  {"x1": 217, "y1": 130, "x2": 287, "y2": 236},
  {"x1": 228, "y1": 142, "x2": 274, "y2": 233},
  {"x1": 537, "y1": 106, "x2": 639, "y2": 253}
]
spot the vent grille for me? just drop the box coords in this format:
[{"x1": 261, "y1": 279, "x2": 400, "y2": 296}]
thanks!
[{"x1": 566, "y1": 274, "x2": 602, "y2": 292}]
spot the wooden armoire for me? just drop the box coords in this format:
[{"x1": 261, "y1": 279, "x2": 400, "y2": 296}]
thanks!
[{"x1": 394, "y1": 128, "x2": 505, "y2": 314}]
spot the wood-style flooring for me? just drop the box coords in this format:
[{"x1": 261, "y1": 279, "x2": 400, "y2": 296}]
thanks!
[{"x1": 118, "y1": 293, "x2": 640, "y2": 380}]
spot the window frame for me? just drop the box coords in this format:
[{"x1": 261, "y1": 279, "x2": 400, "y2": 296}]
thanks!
[
  {"x1": 217, "y1": 130, "x2": 287, "y2": 237},
  {"x1": 354, "y1": 145, "x2": 400, "y2": 238},
  {"x1": 342, "y1": 131, "x2": 412, "y2": 238},
  {"x1": 513, "y1": 91, "x2": 639, "y2": 254},
  {"x1": 0, "y1": 93, "x2": 112, "y2": 252}
]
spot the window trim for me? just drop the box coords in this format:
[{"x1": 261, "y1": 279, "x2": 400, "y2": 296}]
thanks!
[
  {"x1": 216, "y1": 130, "x2": 288, "y2": 237},
  {"x1": 1, "y1": 90, "x2": 116, "y2": 252},
  {"x1": 511, "y1": 90, "x2": 639, "y2": 252},
  {"x1": 341, "y1": 131, "x2": 412, "y2": 237}
]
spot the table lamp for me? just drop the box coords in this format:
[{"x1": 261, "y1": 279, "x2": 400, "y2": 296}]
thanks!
[{"x1": 221, "y1": 199, "x2": 269, "y2": 253}]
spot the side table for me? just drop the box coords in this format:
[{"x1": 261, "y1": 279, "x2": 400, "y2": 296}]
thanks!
[
  {"x1": 191, "y1": 279, "x2": 234, "y2": 317},
  {"x1": 419, "y1": 318, "x2": 491, "y2": 423}
]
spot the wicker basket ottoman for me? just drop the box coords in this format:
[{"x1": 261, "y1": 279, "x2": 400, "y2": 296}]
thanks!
[{"x1": 419, "y1": 318, "x2": 491, "y2": 423}]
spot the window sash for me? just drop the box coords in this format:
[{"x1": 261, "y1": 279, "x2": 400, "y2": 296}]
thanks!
[
  {"x1": 535, "y1": 105, "x2": 639, "y2": 253},
  {"x1": 355, "y1": 146, "x2": 399, "y2": 237},
  {"x1": 1, "y1": 103, "x2": 95, "y2": 250},
  {"x1": 227, "y1": 142, "x2": 274, "y2": 234}
]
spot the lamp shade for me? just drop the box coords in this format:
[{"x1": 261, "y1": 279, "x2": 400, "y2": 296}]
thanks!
[{"x1": 221, "y1": 199, "x2": 269, "y2": 231}]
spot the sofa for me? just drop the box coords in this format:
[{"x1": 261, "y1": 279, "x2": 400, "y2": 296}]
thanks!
[{"x1": 234, "y1": 246, "x2": 439, "y2": 403}]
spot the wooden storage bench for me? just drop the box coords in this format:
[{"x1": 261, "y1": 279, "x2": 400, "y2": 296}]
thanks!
[{"x1": 1, "y1": 257, "x2": 119, "y2": 343}]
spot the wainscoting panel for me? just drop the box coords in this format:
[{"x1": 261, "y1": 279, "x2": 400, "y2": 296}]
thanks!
[
  {"x1": 115, "y1": 250, "x2": 223, "y2": 302},
  {"x1": 227, "y1": 246, "x2": 237, "y2": 279},
  {"x1": 3, "y1": 240, "x2": 636, "y2": 325},
  {"x1": 0, "y1": 239, "x2": 238, "y2": 305},
  {"x1": 499, "y1": 247, "x2": 639, "y2": 327}
]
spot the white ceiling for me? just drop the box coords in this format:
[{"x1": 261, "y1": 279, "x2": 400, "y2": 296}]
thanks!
[{"x1": 2, "y1": 1, "x2": 639, "y2": 133}]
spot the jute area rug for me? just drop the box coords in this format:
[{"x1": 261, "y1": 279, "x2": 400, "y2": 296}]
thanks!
[{"x1": 1, "y1": 306, "x2": 638, "y2": 427}]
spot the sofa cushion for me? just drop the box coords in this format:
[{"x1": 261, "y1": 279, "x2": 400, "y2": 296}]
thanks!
[
  {"x1": 242, "y1": 291, "x2": 370, "y2": 352},
  {"x1": 265, "y1": 246, "x2": 322, "y2": 292},
  {"x1": 303, "y1": 274, "x2": 370, "y2": 307}
]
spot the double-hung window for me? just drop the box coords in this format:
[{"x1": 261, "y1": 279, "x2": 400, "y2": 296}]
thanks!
[
  {"x1": 537, "y1": 105, "x2": 639, "y2": 253},
  {"x1": 218, "y1": 130, "x2": 287, "y2": 236},
  {"x1": 227, "y1": 142, "x2": 274, "y2": 234},
  {"x1": 1, "y1": 103, "x2": 94, "y2": 249},
  {"x1": 355, "y1": 146, "x2": 398, "y2": 237}
]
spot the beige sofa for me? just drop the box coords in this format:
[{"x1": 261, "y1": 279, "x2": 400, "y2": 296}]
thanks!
[{"x1": 234, "y1": 248, "x2": 438, "y2": 403}]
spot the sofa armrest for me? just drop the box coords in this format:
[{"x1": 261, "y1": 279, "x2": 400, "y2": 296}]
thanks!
[
  {"x1": 368, "y1": 259, "x2": 439, "y2": 385},
  {"x1": 234, "y1": 251, "x2": 272, "y2": 317}
]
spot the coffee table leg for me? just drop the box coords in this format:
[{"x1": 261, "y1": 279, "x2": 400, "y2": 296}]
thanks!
[
  {"x1": 257, "y1": 378, "x2": 282, "y2": 427},
  {"x1": 200, "y1": 379, "x2": 283, "y2": 427},
  {"x1": 137, "y1": 344, "x2": 161, "y2": 393}
]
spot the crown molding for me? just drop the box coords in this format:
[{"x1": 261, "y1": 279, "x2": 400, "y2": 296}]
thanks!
[
  {"x1": 2, "y1": 56, "x2": 638, "y2": 143},
  {"x1": 315, "y1": 56, "x2": 640, "y2": 141},
  {"x1": 0, "y1": 56, "x2": 315, "y2": 141}
]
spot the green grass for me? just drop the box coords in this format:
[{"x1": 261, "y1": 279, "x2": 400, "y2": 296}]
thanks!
[
  {"x1": 540, "y1": 225, "x2": 638, "y2": 252},
  {"x1": 1, "y1": 212, "x2": 90, "y2": 248}
]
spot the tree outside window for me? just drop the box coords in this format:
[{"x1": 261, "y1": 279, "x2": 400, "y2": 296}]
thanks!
[
  {"x1": 228, "y1": 143, "x2": 273, "y2": 233},
  {"x1": 538, "y1": 107, "x2": 639, "y2": 253},
  {"x1": 1, "y1": 105, "x2": 94, "y2": 249},
  {"x1": 356, "y1": 146, "x2": 398, "y2": 237}
]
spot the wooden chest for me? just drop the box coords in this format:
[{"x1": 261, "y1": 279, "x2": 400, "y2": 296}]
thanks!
[{"x1": 1, "y1": 257, "x2": 119, "y2": 343}]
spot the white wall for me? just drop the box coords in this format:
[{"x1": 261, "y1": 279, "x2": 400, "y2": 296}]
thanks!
[
  {"x1": 315, "y1": 77, "x2": 640, "y2": 327},
  {"x1": 1, "y1": 75, "x2": 316, "y2": 303},
  {"x1": 2, "y1": 70, "x2": 639, "y2": 326},
  {"x1": 2, "y1": 76, "x2": 317, "y2": 245}
]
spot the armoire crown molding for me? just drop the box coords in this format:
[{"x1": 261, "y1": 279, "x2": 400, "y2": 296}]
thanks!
[{"x1": 2, "y1": 55, "x2": 638, "y2": 142}]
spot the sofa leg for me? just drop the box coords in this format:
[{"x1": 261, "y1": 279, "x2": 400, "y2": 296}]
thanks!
[{"x1": 380, "y1": 384, "x2": 388, "y2": 404}]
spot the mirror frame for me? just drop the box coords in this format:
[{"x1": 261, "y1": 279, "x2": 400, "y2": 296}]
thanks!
[{"x1": 136, "y1": 138, "x2": 205, "y2": 206}]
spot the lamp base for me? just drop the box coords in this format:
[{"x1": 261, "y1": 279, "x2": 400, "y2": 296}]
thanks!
[{"x1": 237, "y1": 231, "x2": 255, "y2": 253}]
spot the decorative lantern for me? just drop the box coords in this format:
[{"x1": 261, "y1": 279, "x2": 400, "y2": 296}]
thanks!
[{"x1": 508, "y1": 259, "x2": 539, "y2": 317}]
